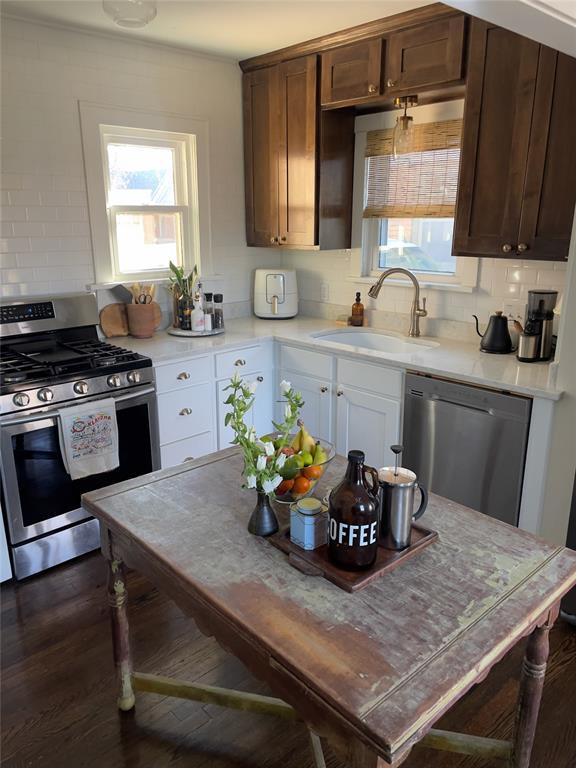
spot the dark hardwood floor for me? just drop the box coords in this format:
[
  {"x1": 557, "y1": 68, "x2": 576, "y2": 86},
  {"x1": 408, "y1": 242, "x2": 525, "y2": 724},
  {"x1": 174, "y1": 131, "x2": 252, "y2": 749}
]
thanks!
[{"x1": 1, "y1": 552, "x2": 575, "y2": 767}]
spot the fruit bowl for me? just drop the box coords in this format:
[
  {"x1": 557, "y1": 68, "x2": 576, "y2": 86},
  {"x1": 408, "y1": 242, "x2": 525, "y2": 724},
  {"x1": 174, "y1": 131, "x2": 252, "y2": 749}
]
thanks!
[{"x1": 271, "y1": 435, "x2": 336, "y2": 504}]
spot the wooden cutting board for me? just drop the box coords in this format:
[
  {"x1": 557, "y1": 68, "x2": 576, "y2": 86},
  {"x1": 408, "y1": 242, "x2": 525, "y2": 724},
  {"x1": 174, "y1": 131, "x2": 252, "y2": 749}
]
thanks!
[{"x1": 100, "y1": 302, "x2": 162, "y2": 338}]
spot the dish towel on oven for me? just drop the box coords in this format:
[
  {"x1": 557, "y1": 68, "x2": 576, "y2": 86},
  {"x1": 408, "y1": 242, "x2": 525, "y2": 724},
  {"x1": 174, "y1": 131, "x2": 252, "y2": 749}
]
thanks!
[{"x1": 57, "y1": 398, "x2": 119, "y2": 480}]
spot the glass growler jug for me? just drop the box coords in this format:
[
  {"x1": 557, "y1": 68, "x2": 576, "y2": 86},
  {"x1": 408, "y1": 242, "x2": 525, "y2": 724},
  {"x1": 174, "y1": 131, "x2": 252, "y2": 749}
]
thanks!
[{"x1": 328, "y1": 450, "x2": 379, "y2": 570}]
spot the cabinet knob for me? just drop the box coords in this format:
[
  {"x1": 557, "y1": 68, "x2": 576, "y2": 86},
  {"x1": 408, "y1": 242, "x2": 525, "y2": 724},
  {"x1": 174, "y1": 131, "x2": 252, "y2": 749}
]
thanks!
[
  {"x1": 320, "y1": 386, "x2": 328, "y2": 393},
  {"x1": 280, "y1": 236, "x2": 287, "y2": 242},
  {"x1": 177, "y1": 372, "x2": 190, "y2": 380},
  {"x1": 386, "y1": 79, "x2": 396, "y2": 88},
  {"x1": 368, "y1": 83, "x2": 378, "y2": 94},
  {"x1": 234, "y1": 359, "x2": 246, "y2": 367},
  {"x1": 336, "y1": 390, "x2": 344, "y2": 397},
  {"x1": 179, "y1": 407, "x2": 193, "y2": 416},
  {"x1": 501, "y1": 243, "x2": 513, "y2": 253},
  {"x1": 257, "y1": 376, "x2": 264, "y2": 382},
  {"x1": 517, "y1": 243, "x2": 529, "y2": 253},
  {"x1": 270, "y1": 236, "x2": 277, "y2": 244}
]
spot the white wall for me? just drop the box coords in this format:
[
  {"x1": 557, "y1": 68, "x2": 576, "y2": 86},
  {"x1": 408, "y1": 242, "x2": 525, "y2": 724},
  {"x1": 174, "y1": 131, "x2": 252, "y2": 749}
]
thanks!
[{"x1": 0, "y1": 16, "x2": 279, "y2": 305}]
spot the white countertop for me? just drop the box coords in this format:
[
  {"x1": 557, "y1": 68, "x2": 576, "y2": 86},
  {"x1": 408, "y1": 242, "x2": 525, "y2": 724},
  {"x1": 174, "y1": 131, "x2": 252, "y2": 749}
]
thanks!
[{"x1": 120, "y1": 316, "x2": 561, "y2": 401}]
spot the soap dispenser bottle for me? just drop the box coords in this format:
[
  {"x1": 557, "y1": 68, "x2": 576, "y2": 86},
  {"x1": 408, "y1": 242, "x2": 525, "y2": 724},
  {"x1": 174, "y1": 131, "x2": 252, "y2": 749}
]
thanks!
[{"x1": 350, "y1": 292, "x2": 364, "y2": 327}]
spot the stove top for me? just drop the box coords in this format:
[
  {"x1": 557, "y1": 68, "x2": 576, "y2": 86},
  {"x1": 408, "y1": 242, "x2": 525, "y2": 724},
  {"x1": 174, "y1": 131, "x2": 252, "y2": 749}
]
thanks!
[
  {"x1": 0, "y1": 293, "x2": 154, "y2": 415},
  {"x1": 0, "y1": 338, "x2": 151, "y2": 392}
]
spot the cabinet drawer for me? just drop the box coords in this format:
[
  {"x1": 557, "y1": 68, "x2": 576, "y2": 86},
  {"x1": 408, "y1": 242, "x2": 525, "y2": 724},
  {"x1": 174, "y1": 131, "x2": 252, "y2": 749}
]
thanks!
[
  {"x1": 157, "y1": 383, "x2": 213, "y2": 444},
  {"x1": 280, "y1": 345, "x2": 332, "y2": 379},
  {"x1": 155, "y1": 356, "x2": 211, "y2": 394},
  {"x1": 337, "y1": 357, "x2": 402, "y2": 399},
  {"x1": 216, "y1": 345, "x2": 268, "y2": 380},
  {"x1": 160, "y1": 432, "x2": 215, "y2": 469}
]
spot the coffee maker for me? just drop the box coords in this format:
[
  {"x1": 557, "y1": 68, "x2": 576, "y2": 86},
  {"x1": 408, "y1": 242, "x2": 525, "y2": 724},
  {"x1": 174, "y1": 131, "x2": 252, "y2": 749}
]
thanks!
[{"x1": 517, "y1": 289, "x2": 558, "y2": 362}]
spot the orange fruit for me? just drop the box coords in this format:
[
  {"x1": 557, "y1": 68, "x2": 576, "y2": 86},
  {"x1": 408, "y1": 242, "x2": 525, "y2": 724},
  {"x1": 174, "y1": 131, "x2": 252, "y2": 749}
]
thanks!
[
  {"x1": 276, "y1": 478, "x2": 294, "y2": 496},
  {"x1": 302, "y1": 465, "x2": 323, "y2": 480},
  {"x1": 292, "y1": 476, "x2": 311, "y2": 495}
]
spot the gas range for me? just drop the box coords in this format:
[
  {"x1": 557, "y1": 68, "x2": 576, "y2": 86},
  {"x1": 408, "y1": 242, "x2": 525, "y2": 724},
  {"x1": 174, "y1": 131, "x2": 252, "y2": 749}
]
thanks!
[
  {"x1": 0, "y1": 294, "x2": 153, "y2": 417},
  {"x1": 0, "y1": 292, "x2": 160, "y2": 580}
]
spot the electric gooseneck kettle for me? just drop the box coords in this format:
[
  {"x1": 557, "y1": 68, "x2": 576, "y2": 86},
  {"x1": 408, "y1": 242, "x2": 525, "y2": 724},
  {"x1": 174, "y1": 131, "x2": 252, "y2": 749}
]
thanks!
[{"x1": 472, "y1": 311, "x2": 513, "y2": 354}]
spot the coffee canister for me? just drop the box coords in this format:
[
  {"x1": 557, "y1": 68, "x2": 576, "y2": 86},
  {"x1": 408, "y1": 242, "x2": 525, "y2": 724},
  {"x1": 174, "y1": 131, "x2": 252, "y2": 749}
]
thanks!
[{"x1": 290, "y1": 498, "x2": 328, "y2": 551}]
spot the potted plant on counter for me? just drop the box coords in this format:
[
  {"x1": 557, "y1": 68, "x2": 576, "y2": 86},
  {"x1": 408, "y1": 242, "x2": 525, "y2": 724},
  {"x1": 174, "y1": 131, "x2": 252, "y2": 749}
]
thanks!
[
  {"x1": 168, "y1": 261, "x2": 198, "y2": 330},
  {"x1": 224, "y1": 375, "x2": 304, "y2": 536}
]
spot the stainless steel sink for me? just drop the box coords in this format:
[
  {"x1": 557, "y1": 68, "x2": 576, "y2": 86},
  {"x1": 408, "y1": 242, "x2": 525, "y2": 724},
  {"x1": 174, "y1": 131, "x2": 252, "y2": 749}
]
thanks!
[{"x1": 312, "y1": 328, "x2": 439, "y2": 356}]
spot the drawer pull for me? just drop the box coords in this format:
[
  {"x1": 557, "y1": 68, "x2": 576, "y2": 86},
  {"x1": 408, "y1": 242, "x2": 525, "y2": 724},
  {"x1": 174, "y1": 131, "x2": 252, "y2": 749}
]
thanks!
[
  {"x1": 336, "y1": 390, "x2": 344, "y2": 397},
  {"x1": 517, "y1": 243, "x2": 529, "y2": 253},
  {"x1": 368, "y1": 83, "x2": 378, "y2": 94},
  {"x1": 183, "y1": 456, "x2": 194, "y2": 462},
  {"x1": 502, "y1": 243, "x2": 513, "y2": 253},
  {"x1": 320, "y1": 386, "x2": 328, "y2": 393},
  {"x1": 386, "y1": 79, "x2": 396, "y2": 88},
  {"x1": 234, "y1": 359, "x2": 246, "y2": 367},
  {"x1": 177, "y1": 372, "x2": 191, "y2": 380},
  {"x1": 257, "y1": 376, "x2": 264, "y2": 382},
  {"x1": 179, "y1": 407, "x2": 193, "y2": 416}
]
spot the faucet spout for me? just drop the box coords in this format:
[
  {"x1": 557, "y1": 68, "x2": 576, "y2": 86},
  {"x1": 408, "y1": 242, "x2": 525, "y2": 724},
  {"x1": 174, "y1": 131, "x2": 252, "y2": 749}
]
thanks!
[{"x1": 368, "y1": 267, "x2": 427, "y2": 337}]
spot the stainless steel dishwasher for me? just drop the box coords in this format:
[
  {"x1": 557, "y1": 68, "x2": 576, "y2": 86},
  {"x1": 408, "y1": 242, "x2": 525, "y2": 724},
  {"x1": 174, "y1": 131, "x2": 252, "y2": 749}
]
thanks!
[{"x1": 403, "y1": 373, "x2": 532, "y2": 526}]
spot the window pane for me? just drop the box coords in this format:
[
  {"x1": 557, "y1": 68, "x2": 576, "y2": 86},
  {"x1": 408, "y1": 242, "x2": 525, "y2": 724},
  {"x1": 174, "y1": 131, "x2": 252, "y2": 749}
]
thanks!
[
  {"x1": 378, "y1": 218, "x2": 456, "y2": 274},
  {"x1": 115, "y1": 211, "x2": 181, "y2": 273},
  {"x1": 107, "y1": 144, "x2": 176, "y2": 205}
]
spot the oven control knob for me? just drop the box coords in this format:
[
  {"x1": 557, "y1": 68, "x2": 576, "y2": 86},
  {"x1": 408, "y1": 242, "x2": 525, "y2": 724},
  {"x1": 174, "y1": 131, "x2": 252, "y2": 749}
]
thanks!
[
  {"x1": 127, "y1": 371, "x2": 141, "y2": 384},
  {"x1": 107, "y1": 374, "x2": 122, "y2": 388},
  {"x1": 13, "y1": 392, "x2": 30, "y2": 407},
  {"x1": 74, "y1": 381, "x2": 88, "y2": 395},
  {"x1": 37, "y1": 388, "x2": 54, "y2": 402}
]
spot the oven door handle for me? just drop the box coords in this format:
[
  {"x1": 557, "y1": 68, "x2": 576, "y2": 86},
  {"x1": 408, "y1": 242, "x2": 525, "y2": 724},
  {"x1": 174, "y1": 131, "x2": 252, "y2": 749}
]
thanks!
[{"x1": 0, "y1": 386, "x2": 156, "y2": 427}]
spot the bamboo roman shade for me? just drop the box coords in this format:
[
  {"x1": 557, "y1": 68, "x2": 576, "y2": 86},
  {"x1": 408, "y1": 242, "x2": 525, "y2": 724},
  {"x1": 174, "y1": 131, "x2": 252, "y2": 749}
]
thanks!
[{"x1": 363, "y1": 119, "x2": 462, "y2": 219}]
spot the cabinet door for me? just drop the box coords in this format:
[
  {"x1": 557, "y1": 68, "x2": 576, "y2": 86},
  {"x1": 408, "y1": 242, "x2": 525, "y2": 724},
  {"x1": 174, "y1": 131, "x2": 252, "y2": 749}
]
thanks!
[
  {"x1": 243, "y1": 66, "x2": 279, "y2": 246},
  {"x1": 321, "y1": 39, "x2": 383, "y2": 107},
  {"x1": 453, "y1": 22, "x2": 540, "y2": 257},
  {"x1": 280, "y1": 371, "x2": 333, "y2": 444},
  {"x1": 385, "y1": 16, "x2": 465, "y2": 93},
  {"x1": 278, "y1": 56, "x2": 317, "y2": 247},
  {"x1": 217, "y1": 372, "x2": 272, "y2": 449},
  {"x1": 518, "y1": 50, "x2": 576, "y2": 262},
  {"x1": 336, "y1": 386, "x2": 400, "y2": 469}
]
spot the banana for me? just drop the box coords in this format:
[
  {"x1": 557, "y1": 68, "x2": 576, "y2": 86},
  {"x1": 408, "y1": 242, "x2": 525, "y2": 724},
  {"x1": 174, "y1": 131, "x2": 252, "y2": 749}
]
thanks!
[
  {"x1": 300, "y1": 425, "x2": 316, "y2": 455},
  {"x1": 290, "y1": 430, "x2": 301, "y2": 451}
]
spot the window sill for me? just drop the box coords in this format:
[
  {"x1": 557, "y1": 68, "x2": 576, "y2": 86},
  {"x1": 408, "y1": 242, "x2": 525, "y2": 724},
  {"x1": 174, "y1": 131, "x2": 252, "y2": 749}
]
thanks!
[{"x1": 345, "y1": 275, "x2": 475, "y2": 293}]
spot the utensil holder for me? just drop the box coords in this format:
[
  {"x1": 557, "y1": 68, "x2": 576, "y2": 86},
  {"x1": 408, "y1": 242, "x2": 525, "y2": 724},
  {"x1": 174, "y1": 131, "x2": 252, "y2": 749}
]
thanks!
[{"x1": 126, "y1": 303, "x2": 157, "y2": 338}]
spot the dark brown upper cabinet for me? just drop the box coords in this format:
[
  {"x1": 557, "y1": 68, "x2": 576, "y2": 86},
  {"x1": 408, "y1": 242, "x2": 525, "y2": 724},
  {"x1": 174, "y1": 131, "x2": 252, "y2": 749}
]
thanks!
[
  {"x1": 454, "y1": 20, "x2": 576, "y2": 261},
  {"x1": 243, "y1": 55, "x2": 354, "y2": 249},
  {"x1": 384, "y1": 16, "x2": 465, "y2": 94},
  {"x1": 321, "y1": 39, "x2": 383, "y2": 108}
]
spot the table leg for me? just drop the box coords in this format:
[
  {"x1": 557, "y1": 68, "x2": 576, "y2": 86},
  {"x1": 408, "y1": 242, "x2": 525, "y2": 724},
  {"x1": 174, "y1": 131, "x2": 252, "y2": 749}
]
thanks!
[
  {"x1": 107, "y1": 558, "x2": 135, "y2": 712},
  {"x1": 511, "y1": 619, "x2": 552, "y2": 768}
]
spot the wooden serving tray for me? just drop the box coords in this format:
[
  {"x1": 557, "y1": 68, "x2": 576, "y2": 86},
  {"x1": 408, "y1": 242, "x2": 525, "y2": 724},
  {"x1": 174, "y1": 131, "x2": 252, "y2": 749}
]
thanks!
[{"x1": 269, "y1": 524, "x2": 438, "y2": 593}]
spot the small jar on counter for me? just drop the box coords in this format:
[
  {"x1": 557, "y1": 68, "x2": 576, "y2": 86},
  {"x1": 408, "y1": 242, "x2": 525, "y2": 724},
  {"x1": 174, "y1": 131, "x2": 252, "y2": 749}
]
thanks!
[
  {"x1": 290, "y1": 497, "x2": 328, "y2": 551},
  {"x1": 213, "y1": 293, "x2": 224, "y2": 330}
]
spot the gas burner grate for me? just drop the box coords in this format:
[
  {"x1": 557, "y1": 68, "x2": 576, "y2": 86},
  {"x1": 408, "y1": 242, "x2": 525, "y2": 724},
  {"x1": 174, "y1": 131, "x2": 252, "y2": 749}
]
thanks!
[
  {"x1": 64, "y1": 340, "x2": 142, "y2": 368},
  {"x1": 0, "y1": 351, "x2": 52, "y2": 386}
]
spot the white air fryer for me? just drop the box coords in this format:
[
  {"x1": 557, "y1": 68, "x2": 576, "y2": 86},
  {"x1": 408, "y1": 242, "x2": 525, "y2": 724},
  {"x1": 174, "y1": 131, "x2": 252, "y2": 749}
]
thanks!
[{"x1": 254, "y1": 269, "x2": 298, "y2": 319}]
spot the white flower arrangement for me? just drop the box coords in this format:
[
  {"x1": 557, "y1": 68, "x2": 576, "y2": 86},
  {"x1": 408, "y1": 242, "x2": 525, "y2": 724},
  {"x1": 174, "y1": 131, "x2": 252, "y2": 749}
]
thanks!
[{"x1": 223, "y1": 374, "x2": 304, "y2": 496}]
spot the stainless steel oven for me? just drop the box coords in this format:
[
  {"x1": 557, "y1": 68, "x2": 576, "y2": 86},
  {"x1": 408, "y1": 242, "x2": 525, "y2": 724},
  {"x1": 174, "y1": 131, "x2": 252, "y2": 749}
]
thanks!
[{"x1": 0, "y1": 385, "x2": 160, "y2": 579}]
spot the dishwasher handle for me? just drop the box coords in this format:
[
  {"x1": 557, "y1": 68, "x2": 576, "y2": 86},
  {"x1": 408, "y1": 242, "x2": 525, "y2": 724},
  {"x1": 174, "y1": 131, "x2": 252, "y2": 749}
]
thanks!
[{"x1": 409, "y1": 389, "x2": 494, "y2": 416}]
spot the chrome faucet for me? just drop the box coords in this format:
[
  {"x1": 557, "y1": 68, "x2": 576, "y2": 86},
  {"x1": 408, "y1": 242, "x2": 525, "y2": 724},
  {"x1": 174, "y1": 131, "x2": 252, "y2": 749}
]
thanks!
[{"x1": 368, "y1": 268, "x2": 427, "y2": 337}]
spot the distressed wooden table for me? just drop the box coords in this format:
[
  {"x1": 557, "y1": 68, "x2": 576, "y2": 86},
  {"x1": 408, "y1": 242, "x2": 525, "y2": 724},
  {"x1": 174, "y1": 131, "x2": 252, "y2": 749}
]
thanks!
[{"x1": 82, "y1": 449, "x2": 576, "y2": 768}]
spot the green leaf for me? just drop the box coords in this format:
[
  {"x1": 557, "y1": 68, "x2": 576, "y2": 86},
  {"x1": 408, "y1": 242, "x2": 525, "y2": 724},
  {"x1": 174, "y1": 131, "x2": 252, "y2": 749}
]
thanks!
[
  {"x1": 224, "y1": 394, "x2": 235, "y2": 405},
  {"x1": 224, "y1": 412, "x2": 232, "y2": 426}
]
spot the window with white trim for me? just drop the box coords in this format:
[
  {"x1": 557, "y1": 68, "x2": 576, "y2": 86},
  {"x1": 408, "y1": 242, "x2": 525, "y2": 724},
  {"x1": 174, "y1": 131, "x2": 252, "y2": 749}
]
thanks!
[
  {"x1": 100, "y1": 125, "x2": 197, "y2": 281},
  {"x1": 359, "y1": 113, "x2": 477, "y2": 288}
]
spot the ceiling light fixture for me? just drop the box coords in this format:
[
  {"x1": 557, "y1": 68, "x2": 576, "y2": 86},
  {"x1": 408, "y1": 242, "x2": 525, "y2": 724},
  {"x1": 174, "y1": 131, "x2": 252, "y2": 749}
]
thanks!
[
  {"x1": 102, "y1": 0, "x2": 157, "y2": 29},
  {"x1": 392, "y1": 96, "x2": 418, "y2": 159}
]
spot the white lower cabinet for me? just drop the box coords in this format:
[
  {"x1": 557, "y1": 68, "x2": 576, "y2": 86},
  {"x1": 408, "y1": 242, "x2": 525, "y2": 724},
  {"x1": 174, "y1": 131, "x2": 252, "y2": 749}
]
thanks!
[
  {"x1": 217, "y1": 370, "x2": 273, "y2": 448},
  {"x1": 278, "y1": 370, "x2": 333, "y2": 444},
  {"x1": 336, "y1": 385, "x2": 401, "y2": 469},
  {"x1": 160, "y1": 432, "x2": 215, "y2": 468}
]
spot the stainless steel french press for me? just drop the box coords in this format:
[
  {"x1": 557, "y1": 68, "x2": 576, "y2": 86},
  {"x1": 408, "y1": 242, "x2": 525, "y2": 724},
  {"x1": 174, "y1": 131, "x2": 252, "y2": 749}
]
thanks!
[{"x1": 374, "y1": 445, "x2": 428, "y2": 551}]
